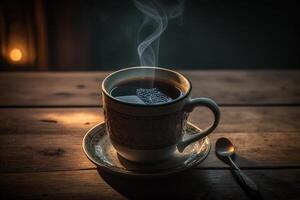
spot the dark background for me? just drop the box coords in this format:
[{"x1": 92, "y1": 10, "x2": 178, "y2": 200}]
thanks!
[{"x1": 1, "y1": 0, "x2": 299, "y2": 70}]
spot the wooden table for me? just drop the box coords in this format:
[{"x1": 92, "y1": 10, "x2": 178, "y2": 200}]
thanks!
[{"x1": 0, "y1": 71, "x2": 299, "y2": 200}]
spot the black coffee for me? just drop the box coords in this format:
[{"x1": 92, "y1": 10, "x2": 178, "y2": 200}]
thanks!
[{"x1": 110, "y1": 78, "x2": 183, "y2": 105}]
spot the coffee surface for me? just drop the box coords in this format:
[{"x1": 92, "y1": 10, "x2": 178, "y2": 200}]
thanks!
[{"x1": 110, "y1": 78, "x2": 183, "y2": 105}]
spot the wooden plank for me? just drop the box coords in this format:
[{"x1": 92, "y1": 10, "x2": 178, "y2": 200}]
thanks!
[
  {"x1": 189, "y1": 106, "x2": 300, "y2": 133},
  {"x1": 0, "y1": 131, "x2": 299, "y2": 172},
  {"x1": 0, "y1": 107, "x2": 299, "y2": 135},
  {"x1": 184, "y1": 70, "x2": 300, "y2": 105},
  {"x1": 0, "y1": 107, "x2": 299, "y2": 172},
  {"x1": 0, "y1": 169, "x2": 299, "y2": 200},
  {"x1": 0, "y1": 71, "x2": 299, "y2": 106},
  {"x1": 0, "y1": 108, "x2": 104, "y2": 135},
  {"x1": 0, "y1": 170, "x2": 125, "y2": 200}
]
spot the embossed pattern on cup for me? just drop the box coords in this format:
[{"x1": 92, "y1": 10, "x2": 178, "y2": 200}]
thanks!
[{"x1": 105, "y1": 106, "x2": 189, "y2": 149}]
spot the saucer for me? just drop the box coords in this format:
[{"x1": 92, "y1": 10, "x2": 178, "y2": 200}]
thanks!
[{"x1": 82, "y1": 122, "x2": 210, "y2": 177}]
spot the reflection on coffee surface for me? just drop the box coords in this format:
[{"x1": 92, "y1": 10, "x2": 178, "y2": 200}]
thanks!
[{"x1": 110, "y1": 78, "x2": 183, "y2": 105}]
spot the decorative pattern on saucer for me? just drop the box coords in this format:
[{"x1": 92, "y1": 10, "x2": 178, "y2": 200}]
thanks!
[{"x1": 82, "y1": 122, "x2": 210, "y2": 176}]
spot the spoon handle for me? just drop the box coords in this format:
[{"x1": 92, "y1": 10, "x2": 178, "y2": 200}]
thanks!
[{"x1": 228, "y1": 156, "x2": 259, "y2": 192}]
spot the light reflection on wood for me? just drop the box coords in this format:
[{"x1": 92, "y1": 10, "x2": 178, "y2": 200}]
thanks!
[{"x1": 40, "y1": 112, "x2": 104, "y2": 125}]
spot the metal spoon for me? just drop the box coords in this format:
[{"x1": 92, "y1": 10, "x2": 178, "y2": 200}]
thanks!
[{"x1": 215, "y1": 137, "x2": 259, "y2": 192}]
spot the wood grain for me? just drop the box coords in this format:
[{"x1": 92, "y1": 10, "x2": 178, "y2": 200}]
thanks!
[
  {"x1": 0, "y1": 107, "x2": 299, "y2": 135},
  {"x1": 0, "y1": 71, "x2": 299, "y2": 106},
  {"x1": 1, "y1": 131, "x2": 299, "y2": 172},
  {"x1": 0, "y1": 170, "x2": 125, "y2": 200},
  {"x1": 0, "y1": 107, "x2": 299, "y2": 172},
  {"x1": 0, "y1": 169, "x2": 299, "y2": 200},
  {"x1": 0, "y1": 72, "x2": 106, "y2": 107}
]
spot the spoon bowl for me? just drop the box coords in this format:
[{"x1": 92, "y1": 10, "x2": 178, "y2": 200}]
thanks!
[{"x1": 215, "y1": 137, "x2": 235, "y2": 157}]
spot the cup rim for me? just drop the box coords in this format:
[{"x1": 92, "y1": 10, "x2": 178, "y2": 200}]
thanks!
[{"x1": 102, "y1": 66, "x2": 192, "y2": 107}]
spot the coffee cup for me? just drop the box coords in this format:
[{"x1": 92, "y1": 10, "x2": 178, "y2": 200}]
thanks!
[{"x1": 102, "y1": 66, "x2": 220, "y2": 163}]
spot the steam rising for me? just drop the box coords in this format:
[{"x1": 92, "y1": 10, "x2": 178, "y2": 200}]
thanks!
[{"x1": 134, "y1": 0, "x2": 185, "y2": 66}]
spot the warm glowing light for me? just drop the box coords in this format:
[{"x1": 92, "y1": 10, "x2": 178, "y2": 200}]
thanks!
[
  {"x1": 40, "y1": 112, "x2": 103, "y2": 126},
  {"x1": 9, "y1": 48, "x2": 22, "y2": 62},
  {"x1": 228, "y1": 146, "x2": 235, "y2": 153}
]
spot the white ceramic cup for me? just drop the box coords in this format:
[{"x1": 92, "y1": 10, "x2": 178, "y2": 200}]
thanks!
[{"x1": 102, "y1": 67, "x2": 220, "y2": 163}]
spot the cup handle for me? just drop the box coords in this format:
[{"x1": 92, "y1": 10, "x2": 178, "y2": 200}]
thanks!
[{"x1": 177, "y1": 97, "x2": 220, "y2": 152}]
